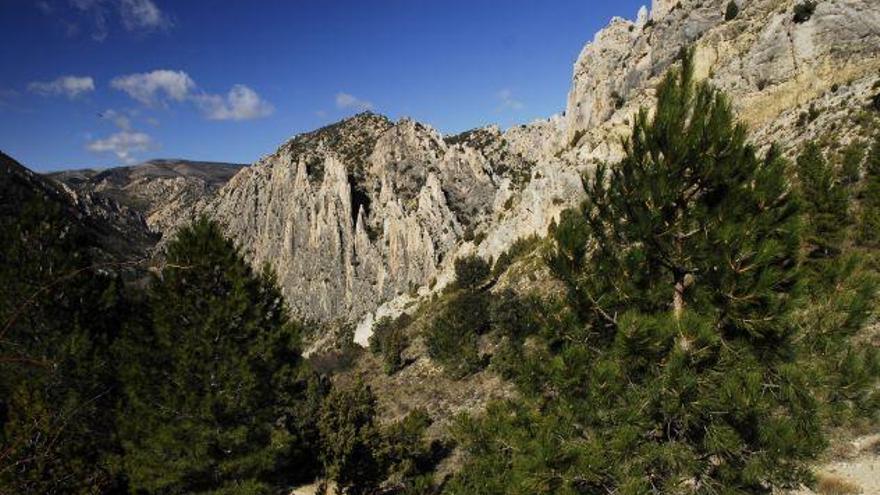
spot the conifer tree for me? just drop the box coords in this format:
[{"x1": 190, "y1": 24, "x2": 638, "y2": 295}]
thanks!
[
  {"x1": 452, "y1": 50, "x2": 822, "y2": 494},
  {"x1": 859, "y1": 137, "x2": 880, "y2": 246},
  {"x1": 839, "y1": 140, "x2": 865, "y2": 189},
  {"x1": 0, "y1": 194, "x2": 127, "y2": 494},
  {"x1": 796, "y1": 141, "x2": 850, "y2": 260},
  {"x1": 117, "y1": 217, "x2": 316, "y2": 493},
  {"x1": 426, "y1": 255, "x2": 491, "y2": 377}
]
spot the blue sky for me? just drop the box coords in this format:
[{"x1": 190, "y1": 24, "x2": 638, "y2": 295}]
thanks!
[{"x1": 0, "y1": 0, "x2": 644, "y2": 171}]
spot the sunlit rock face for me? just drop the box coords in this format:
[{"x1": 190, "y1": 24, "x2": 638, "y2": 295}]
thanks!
[{"x1": 166, "y1": 0, "x2": 880, "y2": 344}]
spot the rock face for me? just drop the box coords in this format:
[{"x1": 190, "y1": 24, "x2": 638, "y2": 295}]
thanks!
[
  {"x1": 163, "y1": 0, "x2": 880, "y2": 345},
  {"x1": 565, "y1": 0, "x2": 880, "y2": 151},
  {"x1": 201, "y1": 113, "x2": 549, "y2": 325},
  {"x1": 48, "y1": 159, "x2": 244, "y2": 234}
]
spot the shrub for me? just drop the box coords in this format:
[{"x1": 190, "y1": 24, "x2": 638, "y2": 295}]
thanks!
[
  {"x1": 426, "y1": 292, "x2": 488, "y2": 377},
  {"x1": 454, "y1": 255, "x2": 491, "y2": 290},
  {"x1": 369, "y1": 314, "x2": 412, "y2": 375},
  {"x1": 724, "y1": 0, "x2": 739, "y2": 21},
  {"x1": 793, "y1": 1, "x2": 817, "y2": 23},
  {"x1": 490, "y1": 289, "x2": 543, "y2": 342},
  {"x1": 492, "y1": 234, "x2": 541, "y2": 277}
]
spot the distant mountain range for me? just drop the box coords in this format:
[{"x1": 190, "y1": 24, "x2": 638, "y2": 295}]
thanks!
[{"x1": 47, "y1": 159, "x2": 245, "y2": 235}]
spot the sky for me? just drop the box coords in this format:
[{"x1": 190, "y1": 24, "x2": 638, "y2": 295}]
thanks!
[{"x1": 0, "y1": 0, "x2": 645, "y2": 171}]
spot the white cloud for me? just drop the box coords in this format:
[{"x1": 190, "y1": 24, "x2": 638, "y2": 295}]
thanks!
[
  {"x1": 99, "y1": 109, "x2": 132, "y2": 130},
  {"x1": 86, "y1": 130, "x2": 154, "y2": 164},
  {"x1": 336, "y1": 92, "x2": 373, "y2": 111},
  {"x1": 119, "y1": 0, "x2": 170, "y2": 30},
  {"x1": 28, "y1": 75, "x2": 95, "y2": 98},
  {"x1": 110, "y1": 69, "x2": 195, "y2": 105},
  {"x1": 195, "y1": 85, "x2": 274, "y2": 121},
  {"x1": 496, "y1": 88, "x2": 524, "y2": 111}
]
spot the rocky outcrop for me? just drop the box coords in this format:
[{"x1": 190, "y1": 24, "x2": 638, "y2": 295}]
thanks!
[
  {"x1": 201, "y1": 113, "x2": 546, "y2": 326},
  {"x1": 565, "y1": 0, "x2": 880, "y2": 158}
]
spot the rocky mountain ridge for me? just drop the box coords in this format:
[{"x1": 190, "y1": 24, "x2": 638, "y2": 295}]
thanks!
[
  {"x1": 48, "y1": 0, "x2": 879, "y2": 349},
  {"x1": 2, "y1": 152, "x2": 157, "y2": 260},
  {"x1": 48, "y1": 159, "x2": 244, "y2": 234}
]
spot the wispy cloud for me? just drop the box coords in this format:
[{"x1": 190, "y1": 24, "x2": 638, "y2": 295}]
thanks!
[
  {"x1": 28, "y1": 75, "x2": 95, "y2": 98},
  {"x1": 43, "y1": 0, "x2": 172, "y2": 41},
  {"x1": 336, "y1": 92, "x2": 374, "y2": 111},
  {"x1": 119, "y1": 0, "x2": 171, "y2": 31},
  {"x1": 110, "y1": 69, "x2": 195, "y2": 105},
  {"x1": 195, "y1": 85, "x2": 274, "y2": 121},
  {"x1": 98, "y1": 108, "x2": 132, "y2": 131},
  {"x1": 496, "y1": 88, "x2": 524, "y2": 111},
  {"x1": 86, "y1": 130, "x2": 154, "y2": 164}
]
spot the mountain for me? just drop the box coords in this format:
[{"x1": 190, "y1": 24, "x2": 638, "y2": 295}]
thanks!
[
  {"x1": 160, "y1": 0, "x2": 879, "y2": 345},
  {"x1": 1, "y1": 151, "x2": 157, "y2": 260},
  {"x1": 191, "y1": 112, "x2": 570, "y2": 330},
  {"x1": 48, "y1": 159, "x2": 245, "y2": 234}
]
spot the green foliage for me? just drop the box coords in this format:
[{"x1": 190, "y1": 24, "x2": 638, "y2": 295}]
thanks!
[
  {"x1": 369, "y1": 314, "x2": 412, "y2": 375},
  {"x1": 724, "y1": 0, "x2": 740, "y2": 21},
  {"x1": 117, "y1": 217, "x2": 317, "y2": 493},
  {"x1": 490, "y1": 288, "x2": 542, "y2": 343},
  {"x1": 426, "y1": 255, "x2": 494, "y2": 377},
  {"x1": 454, "y1": 255, "x2": 491, "y2": 290},
  {"x1": 795, "y1": 254, "x2": 880, "y2": 425},
  {"x1": 0, "y1": 194, "x2": 128, "y2": 493},
  {"x1": 839, "y1": 140, "x2": 866, "y2": 188},
  {"x1": 426, "y1": 291, "x2": 488, "y2": 378},
  {"x1": 452, "y1": 49, "x2": 825, "y2": 494},
  {"x1": 859, "y1": 137, "x2": 880, "y2": 246},
  {"x1": 492, "y1": 234, "x2": 541, "y2": 278},
  {"x1": 319, "y1": 380, "x2": 383, "y2": 495},
  {"x1": 319, "y1": 381, "x2": 435, "y2": 494},
  {"x1": 797, "y1": 142, "x2": 850, "y2": 260},
  {"x1": 793, "y1": 1, "x2": 817, "y2": 23}
]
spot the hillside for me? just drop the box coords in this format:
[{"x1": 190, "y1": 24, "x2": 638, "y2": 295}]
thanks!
[
  {"x1": 2, "y1": 151, "x2": 157, "y2": 260},
  {"x1": 48, "y1": 159, "x2": 245, "y2": 234}
]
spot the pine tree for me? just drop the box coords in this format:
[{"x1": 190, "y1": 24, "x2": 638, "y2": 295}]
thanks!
[
  {"x1": 426, "y1": 255, "x2": 491, "y2": 377},
  {"x1": 0, "y1": 194, "x2": 128, "y2": 494},
  {"x1": 117, "y1": 217, "x2": 317, "y2": 493},
  {"x1": 797, "y1": 141, "x2": 850, "y2": 261},
  {"x1": 859, "y1": 137, "x2": 880, "y2": 246},
  {"x1": 452, "y1": 49, "x2": 822, "y2": 494},
  {"x1": 839, "y1": 140, "x2": 865, "y2": 189}
]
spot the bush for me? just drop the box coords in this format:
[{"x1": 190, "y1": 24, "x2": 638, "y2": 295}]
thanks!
[
  {"x1": 369, "y1": 314, "x2": 412, "y2": 375},
  {"x1": 490, "y1": 288, "x2": 543, "y2": 342},
  {"x1": 454, "y1": 255, "x2": 490, "y2": 289},
  {"x1": 426, "y1": 292, "x2": 488, "y2": 377},
  {"x1": 492, "y1": 234, "x2": 541, "y2": 277},
  {"x1": 319, "y1": 382, "x2": 438, "y2": 494},
  {"x1": 793, "y1": 0, "x2": 817, "y2": 23},
  {"x1": 724, "y1": 0, "x2": 739, "y2": 21},
  {"x1": 319, "y1": 381, "x2": 383, "y2": 495}
]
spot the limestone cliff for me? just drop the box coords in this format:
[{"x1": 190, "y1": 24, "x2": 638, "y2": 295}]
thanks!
[{"x1": 165, "y1": 0, "x2": 880, "y2": 346}]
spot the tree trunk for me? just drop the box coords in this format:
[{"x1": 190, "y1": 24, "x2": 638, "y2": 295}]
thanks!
[{"x1": 673, "y1": 272, "x2": 685, "y2": 320}]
